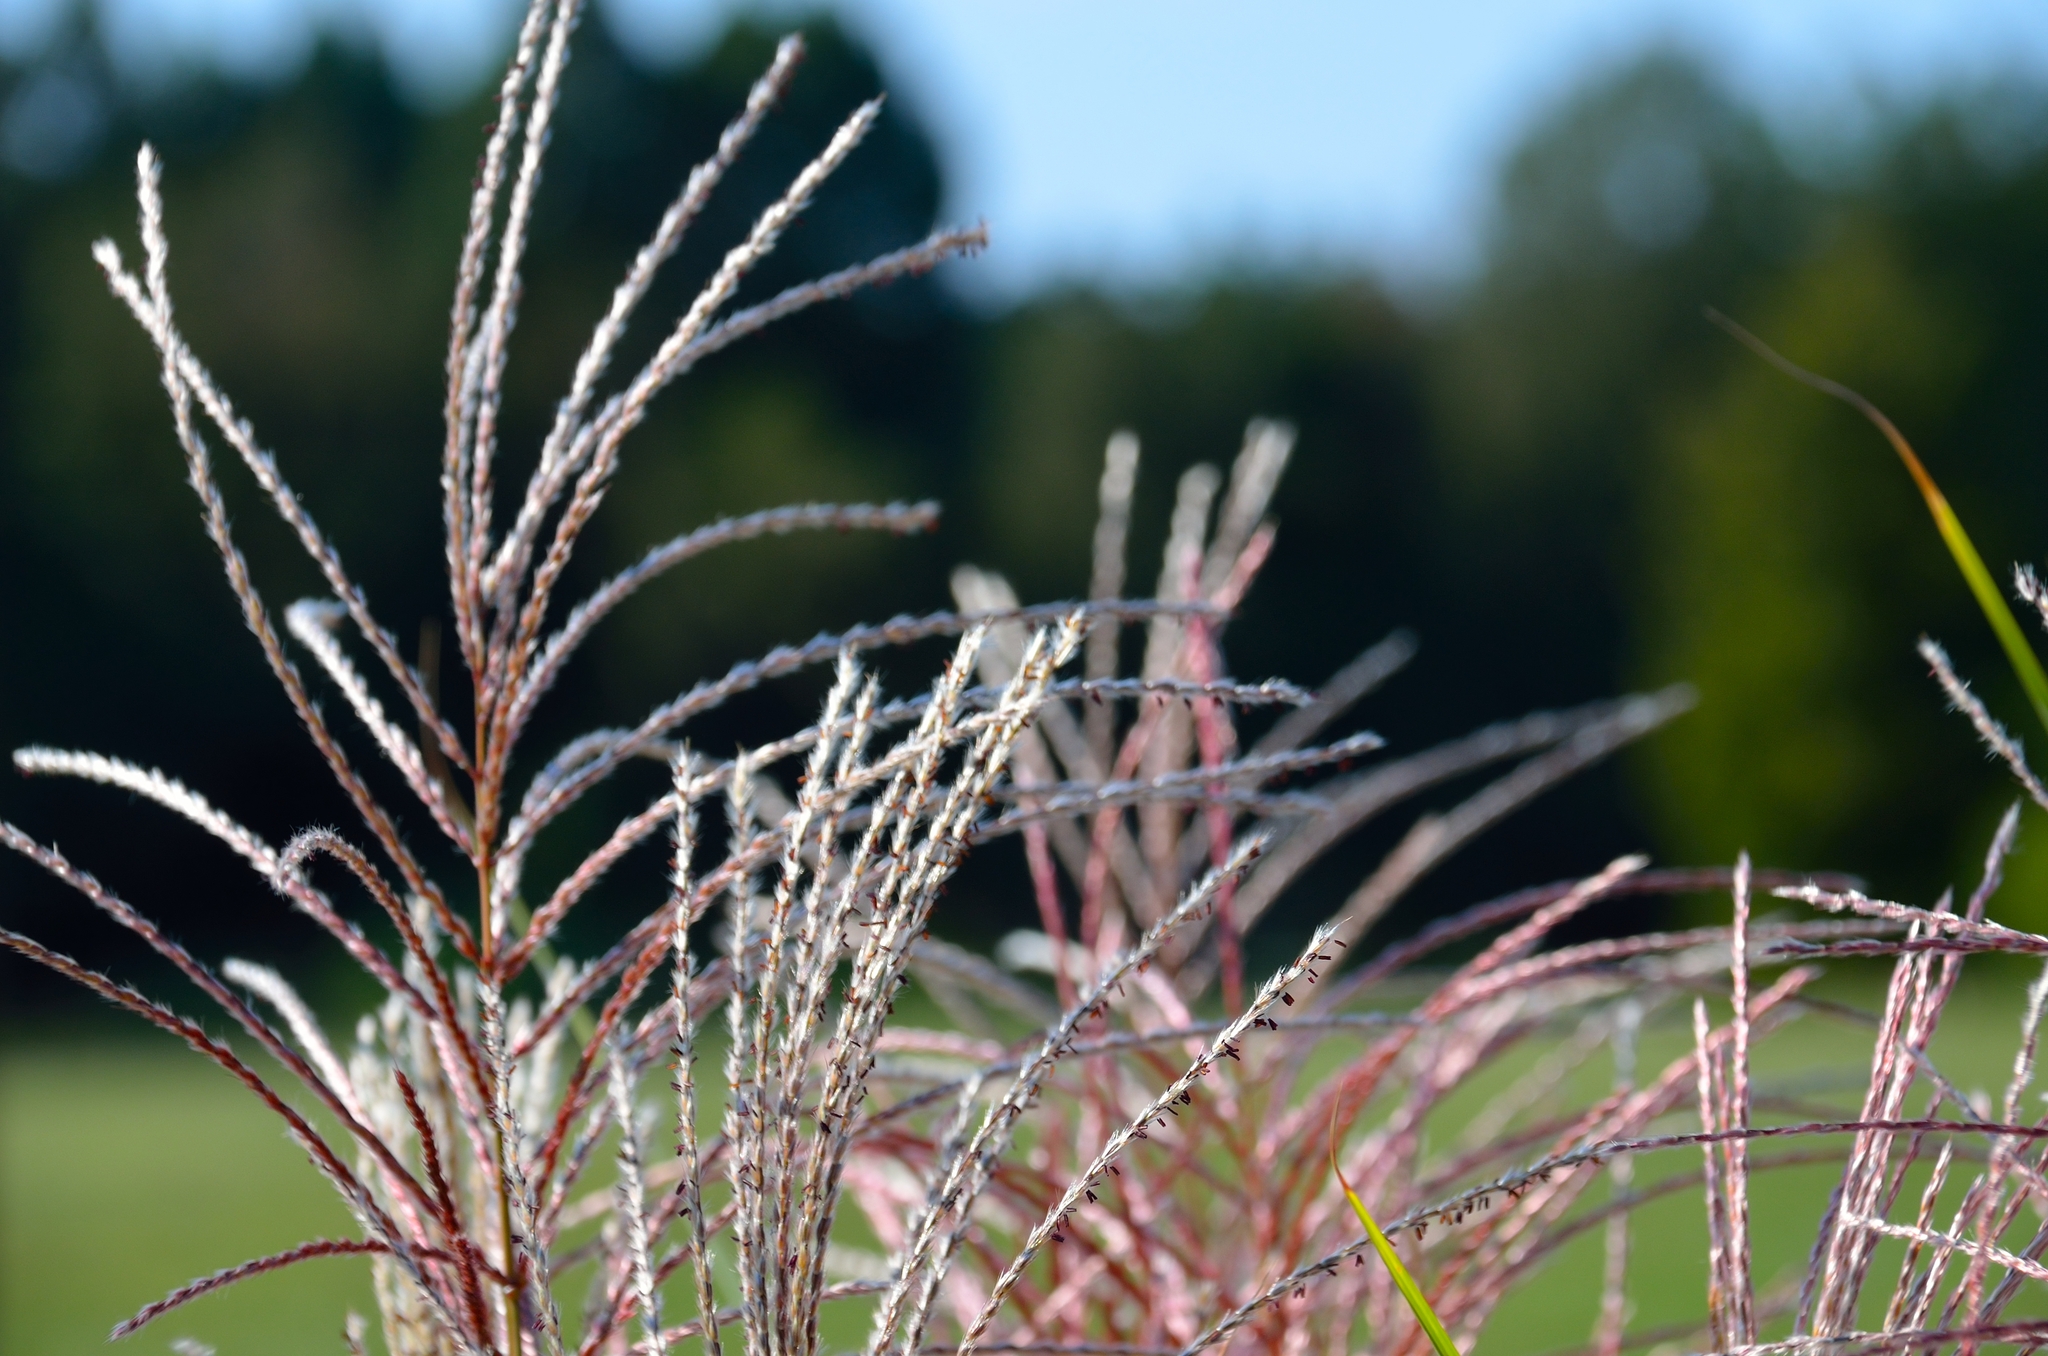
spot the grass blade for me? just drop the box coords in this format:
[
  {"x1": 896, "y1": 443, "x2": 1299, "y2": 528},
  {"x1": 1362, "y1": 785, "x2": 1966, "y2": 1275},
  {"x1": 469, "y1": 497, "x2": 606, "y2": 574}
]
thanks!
[
  {"x1": 1707, "y1": 308, "x2": 2048, "y2": 739},
  {"x1": 1331, "y1": 1103, "x2": 1462, "y2": 1356}
]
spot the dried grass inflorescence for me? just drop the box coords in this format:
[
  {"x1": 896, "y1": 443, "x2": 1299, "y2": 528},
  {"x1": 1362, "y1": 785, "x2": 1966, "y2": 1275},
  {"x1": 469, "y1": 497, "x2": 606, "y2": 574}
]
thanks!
[{"x1": 19, "y1": 6, "x2": 2048, "y2": 1356}]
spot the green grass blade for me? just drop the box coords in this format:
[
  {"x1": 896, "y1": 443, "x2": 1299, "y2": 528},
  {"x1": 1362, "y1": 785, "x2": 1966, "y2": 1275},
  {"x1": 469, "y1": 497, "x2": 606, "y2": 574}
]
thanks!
[
  {"x1": 1924, "y1": 493, "x2": 2048, "y2": 738},
  {"x1": 1338, "y1": 1178, "x2": 1462, "y2": 1356},
  {"x1": 1708, "y1": 309, "x2": 2048, "y2": 739},
  {"x1": 1330, "y1": 1103, "x2": 1461, "y2": 1356}
]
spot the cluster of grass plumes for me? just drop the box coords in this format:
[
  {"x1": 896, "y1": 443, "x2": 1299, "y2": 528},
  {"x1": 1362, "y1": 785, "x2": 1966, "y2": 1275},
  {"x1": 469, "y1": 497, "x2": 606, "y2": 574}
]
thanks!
[
  {"x1": 0, "y1": 10, "x2": 1468, "y2": 1351},
  {"x1": 27, "y1": 5, "x2": 2048, "y2": 1356}
]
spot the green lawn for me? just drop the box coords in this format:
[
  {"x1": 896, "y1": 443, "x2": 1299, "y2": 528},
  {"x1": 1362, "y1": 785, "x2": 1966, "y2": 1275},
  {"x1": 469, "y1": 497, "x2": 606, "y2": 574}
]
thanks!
[
  {"x1": 5, "y1": 968, "x2": 2044, "y2": 1356},
  {"x1": 0, "y1": 1033, "x2": 375, "y2": 1355}
]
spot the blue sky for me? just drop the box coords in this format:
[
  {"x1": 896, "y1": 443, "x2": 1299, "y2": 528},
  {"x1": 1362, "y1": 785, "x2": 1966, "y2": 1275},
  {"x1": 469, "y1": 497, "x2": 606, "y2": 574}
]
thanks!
[{"x1": 5, "y1": 0, "x2": 2048, "y2": 300}]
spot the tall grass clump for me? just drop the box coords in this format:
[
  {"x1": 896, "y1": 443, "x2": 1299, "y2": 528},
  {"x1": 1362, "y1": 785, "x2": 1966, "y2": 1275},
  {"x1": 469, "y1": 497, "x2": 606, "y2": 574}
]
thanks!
[{"x1": 23, "y1": 6, "x2": 2048, "y2": 1356}]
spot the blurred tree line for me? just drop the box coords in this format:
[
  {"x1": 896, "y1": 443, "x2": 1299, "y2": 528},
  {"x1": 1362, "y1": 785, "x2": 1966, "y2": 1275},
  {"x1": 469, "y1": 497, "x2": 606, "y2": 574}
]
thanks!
[{"x1": 5, "y1": 7, "x2": 2048, "y2": 1015}]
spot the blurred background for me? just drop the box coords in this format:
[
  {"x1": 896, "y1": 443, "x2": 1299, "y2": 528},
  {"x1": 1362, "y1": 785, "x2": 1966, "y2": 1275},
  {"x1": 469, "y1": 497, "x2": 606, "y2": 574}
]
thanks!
[{"x1": 8, "y1": 0, "x2": 2048, "y2": 1346}]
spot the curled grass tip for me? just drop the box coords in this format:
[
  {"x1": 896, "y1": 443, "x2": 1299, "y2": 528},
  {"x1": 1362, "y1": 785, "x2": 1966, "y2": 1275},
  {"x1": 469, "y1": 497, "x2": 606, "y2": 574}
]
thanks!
[{"x1": 1706, "y1": 306, "x2": 2048, "y2": 741}]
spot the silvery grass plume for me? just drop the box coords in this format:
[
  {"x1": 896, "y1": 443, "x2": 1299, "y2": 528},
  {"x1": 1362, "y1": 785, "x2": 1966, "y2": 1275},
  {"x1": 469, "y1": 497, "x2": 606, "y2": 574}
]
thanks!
[
  {"x1": 22, "y1": 5, "x2": 2048, "y2": 1356},
  {"x1": 0, "y1": 13, "x2": 1330, "y2": 1353}
]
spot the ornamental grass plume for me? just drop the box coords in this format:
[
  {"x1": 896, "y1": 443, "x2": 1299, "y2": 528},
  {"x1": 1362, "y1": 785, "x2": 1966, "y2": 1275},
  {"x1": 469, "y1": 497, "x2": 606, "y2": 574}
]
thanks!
[{"x1": 21, "y1": 6, "x2": 2048, "y2": 1356}]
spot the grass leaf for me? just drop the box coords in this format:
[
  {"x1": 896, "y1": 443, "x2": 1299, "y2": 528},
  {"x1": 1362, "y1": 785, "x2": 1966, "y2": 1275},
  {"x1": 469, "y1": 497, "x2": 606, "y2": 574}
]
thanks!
[
  {"x1": 1331, "y1": 1103, "x2": 1461, "y2": 1356},
  {"x1": 1708, "y1": 308, "x2": 2048, "y2": 740}
]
